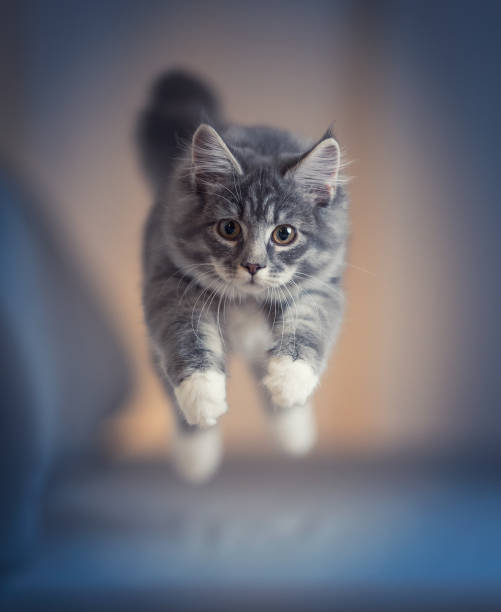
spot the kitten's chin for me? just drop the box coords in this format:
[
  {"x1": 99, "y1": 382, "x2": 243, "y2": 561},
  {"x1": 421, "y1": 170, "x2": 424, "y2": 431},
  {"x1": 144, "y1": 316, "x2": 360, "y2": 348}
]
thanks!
[
  {"x1": 241, "y1": 284, "x2": 264, "y2": 294},
  {"x1": 238, "y1": 280, "x2": 267, "y2": 295}
]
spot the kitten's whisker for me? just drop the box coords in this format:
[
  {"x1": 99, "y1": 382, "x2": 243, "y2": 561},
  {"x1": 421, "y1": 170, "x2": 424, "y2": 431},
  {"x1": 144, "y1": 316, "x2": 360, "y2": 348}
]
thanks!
[
  {"x1": 216, "y1": 282, "x2": 229, "y2": 344},
  {"x1": 224, "y1": 282, "x2": 236, "y2": 323},
  {"x1": 275, "y1": 285, "x2": 287, "y2": 352},
  {"x1": 190, "y1": 285, "x2": 211, "y2": 342},
  {"x1": 178, "y1": 268, "x2": 214, "y2": 304},
  {"x1": 284, "y1": 281, "x2": 298, "y2": 356},
  {"x1": 196, "y1": 288, "x2": 215, "y2": 335},
  {"x1": 222, "y1": 285, "x2": 229, "y2": 325},
  {"x1": 196, "y1": 281, "x2": 222, "y2": 335},
  {"x1": 189, "y1": 273, "x2": 223, "y2": 339},
  {"x1": 289, "y1": 278, "x2": 323, "y2": 318},
  {"x1": 293, "y1": 272, "x2": 339, "y2": 292},
  {"x1": 280, "y1": 287, "x2": 287, "y2": 352},
  {"x1": 153, "y1": 263, "x2": 212, "y2": 298},
  {"x1": 345, "y1": 261, "x2": 376, "y2": 277},
  {"x1": 273, "y1": 286, "x2": 280, "y2": 331}
]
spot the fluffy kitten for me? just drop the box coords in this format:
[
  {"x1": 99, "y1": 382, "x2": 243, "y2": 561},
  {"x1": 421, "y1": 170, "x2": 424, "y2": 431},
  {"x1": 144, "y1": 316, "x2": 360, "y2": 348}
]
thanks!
[{"x1": 138, "y1": 71, "x2": 348, "y2": 481}]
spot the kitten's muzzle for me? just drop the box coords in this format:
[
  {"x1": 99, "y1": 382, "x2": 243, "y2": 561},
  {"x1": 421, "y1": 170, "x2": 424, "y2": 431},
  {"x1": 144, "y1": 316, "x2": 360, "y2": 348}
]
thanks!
[{"x1": 241, "y1": 262, "x2": 265, "y2": 276}]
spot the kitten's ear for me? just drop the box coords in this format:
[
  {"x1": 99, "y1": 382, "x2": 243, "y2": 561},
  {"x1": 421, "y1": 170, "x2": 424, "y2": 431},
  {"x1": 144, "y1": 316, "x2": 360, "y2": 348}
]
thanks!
[
  {"x1": 191, "y1": 124, "x2": 242, "y2": 187},
  {"x1": 285, "y1": 137, "x2": 341, "y2": 205}
]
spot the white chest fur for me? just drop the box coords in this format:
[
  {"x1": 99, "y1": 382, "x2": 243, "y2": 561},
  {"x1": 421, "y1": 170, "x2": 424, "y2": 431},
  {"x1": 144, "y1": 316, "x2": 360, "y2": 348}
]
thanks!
[{"x1": 225, "y1": 300, "x2": 273, "y2": 362}]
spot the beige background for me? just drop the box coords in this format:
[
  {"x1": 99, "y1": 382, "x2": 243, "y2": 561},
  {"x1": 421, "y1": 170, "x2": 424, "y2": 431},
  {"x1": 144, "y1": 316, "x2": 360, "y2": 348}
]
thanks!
[{"x1": 2, "y1": 3, "x2": 461, "y2": 458}]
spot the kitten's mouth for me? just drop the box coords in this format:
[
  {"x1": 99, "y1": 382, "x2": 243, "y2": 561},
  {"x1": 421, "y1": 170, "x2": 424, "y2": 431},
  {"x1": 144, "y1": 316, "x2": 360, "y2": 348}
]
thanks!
[{"x1": 213, "y1": 269, "x2": 265, "y2": 293}]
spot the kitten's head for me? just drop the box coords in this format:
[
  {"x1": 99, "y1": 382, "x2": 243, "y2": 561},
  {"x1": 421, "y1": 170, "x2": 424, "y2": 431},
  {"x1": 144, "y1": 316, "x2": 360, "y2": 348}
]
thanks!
[{"x1": 175, "y1": 124, "x2": 347, "y2": 298}]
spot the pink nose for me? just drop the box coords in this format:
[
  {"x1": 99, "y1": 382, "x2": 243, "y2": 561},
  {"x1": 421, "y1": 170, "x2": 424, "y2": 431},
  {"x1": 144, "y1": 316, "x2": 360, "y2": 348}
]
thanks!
[{"x1": 242, "y1": 262, "x2": 263, "y2": 276}]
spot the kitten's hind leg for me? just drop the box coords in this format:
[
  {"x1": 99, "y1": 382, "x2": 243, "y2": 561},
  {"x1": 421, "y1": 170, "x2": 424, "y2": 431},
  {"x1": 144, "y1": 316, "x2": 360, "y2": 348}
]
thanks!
[
  {"x1": 269, "y1": 402, "x2": 317, "y2": 456},
  {"x1": 171, "y1": 421, "x2": 223, "y2": 483},
  {"x1": 163, "y1": 377, "x2": 223, "y2": 483},
  {"x1": 251, "y1": 361, "x2": 317, "y2": 456}
]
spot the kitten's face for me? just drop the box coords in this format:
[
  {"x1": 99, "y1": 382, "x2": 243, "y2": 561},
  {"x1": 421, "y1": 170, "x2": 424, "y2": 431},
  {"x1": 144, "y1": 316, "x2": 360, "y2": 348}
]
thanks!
[
  {"x1": 176, "y1": 124, "x2": 343, "y2": 298},
  {"x1": 200, "y1": 173, "x2": 318, "y2": 296}
]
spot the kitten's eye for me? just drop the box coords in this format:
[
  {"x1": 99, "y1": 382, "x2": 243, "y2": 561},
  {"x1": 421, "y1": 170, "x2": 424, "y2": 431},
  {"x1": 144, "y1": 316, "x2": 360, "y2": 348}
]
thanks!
[
  {"x1": 272, "y1": 224, "x2": 296, "y2": 245},
  {"x1": 217, "y1": 219, "x2": 241, "y2": 240}
]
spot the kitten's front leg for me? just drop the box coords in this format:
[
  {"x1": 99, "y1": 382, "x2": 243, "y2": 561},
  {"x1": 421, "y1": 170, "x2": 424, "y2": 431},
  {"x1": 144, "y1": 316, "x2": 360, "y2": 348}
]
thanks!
[
  {"x1": 264, "y1": 356, "x2": 319, "y2": 409},
  {"x1": 174, "y1": 368, "x2": 227, "y2": 428},
  {"x1": 146, "y1": 280, "x2": 227, "y2": 428},
  {"x1": 263, "y1": 287, "x2": 344, "y2": 409}
]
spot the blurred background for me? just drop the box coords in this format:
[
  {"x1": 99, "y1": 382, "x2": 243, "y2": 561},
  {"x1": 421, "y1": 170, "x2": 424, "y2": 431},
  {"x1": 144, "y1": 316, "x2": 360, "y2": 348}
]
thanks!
[{"x1": 1, "y1": 1, "x2": 500, "y2": 610}]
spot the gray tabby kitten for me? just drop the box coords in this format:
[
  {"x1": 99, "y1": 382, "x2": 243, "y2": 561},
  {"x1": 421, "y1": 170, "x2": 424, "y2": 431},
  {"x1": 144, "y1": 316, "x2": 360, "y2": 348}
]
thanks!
[{"x1": 139, "y1": 71, "x2": 348, "y2": 481}]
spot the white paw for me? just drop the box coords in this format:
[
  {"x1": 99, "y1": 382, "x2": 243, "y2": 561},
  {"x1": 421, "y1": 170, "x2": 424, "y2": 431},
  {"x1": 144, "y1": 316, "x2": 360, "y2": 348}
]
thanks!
[
  {"x1": 174, "y1": 370, "x2": 227, "y2": 427},
  {"x1": 263, "y1": 357, "x2": 318, "y2": 409},
  {"x1": 172, "y1": 425, "x2": 222, "y2": 483},
  {"x1": 270, "y1": 403, "x2": 317, "y2": 455}
]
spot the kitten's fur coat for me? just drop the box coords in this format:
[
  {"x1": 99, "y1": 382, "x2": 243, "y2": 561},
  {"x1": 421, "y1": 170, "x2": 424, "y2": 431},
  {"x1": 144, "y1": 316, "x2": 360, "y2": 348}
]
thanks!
[{"x1": 139, "y1": 71, "x2": 348, "y2": 481}]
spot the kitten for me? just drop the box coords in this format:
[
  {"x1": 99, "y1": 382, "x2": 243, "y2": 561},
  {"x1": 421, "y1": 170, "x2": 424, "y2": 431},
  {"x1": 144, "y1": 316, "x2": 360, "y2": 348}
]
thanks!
[{"x1": 138, "y1": 71, "x2": 348, "y2": 481}]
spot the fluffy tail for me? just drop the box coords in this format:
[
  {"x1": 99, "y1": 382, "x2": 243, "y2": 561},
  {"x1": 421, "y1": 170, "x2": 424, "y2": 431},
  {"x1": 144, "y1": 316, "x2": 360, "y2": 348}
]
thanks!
[{"x1": 137, "y1": 70, "x2": 221, "y2": 191}]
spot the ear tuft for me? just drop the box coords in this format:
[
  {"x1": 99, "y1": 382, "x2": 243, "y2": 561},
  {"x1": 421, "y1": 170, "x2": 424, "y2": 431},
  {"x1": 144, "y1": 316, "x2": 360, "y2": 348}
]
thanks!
[
  {"x1": 191, "y1": 124, "x2": 242, "y2": 187},
  {"x1": 286, "y1": 137, "x2": 341, "y2": 204}
]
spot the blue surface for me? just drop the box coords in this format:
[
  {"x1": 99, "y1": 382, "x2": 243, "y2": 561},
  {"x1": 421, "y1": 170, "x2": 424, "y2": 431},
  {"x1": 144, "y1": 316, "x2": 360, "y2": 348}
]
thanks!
[{"x1": 2, "y1": 460, "x2": 500, "y2": 609}]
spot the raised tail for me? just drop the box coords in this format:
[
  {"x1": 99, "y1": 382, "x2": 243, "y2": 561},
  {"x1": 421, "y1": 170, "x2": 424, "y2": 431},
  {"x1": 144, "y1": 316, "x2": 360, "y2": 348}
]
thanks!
[{"x1": 137, "y1": 70, "x2": 221, "y2": 192}]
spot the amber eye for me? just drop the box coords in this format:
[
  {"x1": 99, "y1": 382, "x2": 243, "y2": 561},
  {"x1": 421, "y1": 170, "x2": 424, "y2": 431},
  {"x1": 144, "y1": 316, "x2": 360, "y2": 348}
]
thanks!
[
  {"x1": 272, "y1": 224, "x2": 296, "y2": 245},
  {"x1": 217, "y1": 219, "x2": 241, "y2": 240}
]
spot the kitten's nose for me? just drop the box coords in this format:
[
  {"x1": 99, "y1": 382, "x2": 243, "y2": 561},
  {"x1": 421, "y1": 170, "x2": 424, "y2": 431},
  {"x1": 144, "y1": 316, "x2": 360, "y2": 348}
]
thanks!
[{"x1": 242, "y1": 262, "x2": 264, "y2": 276}]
